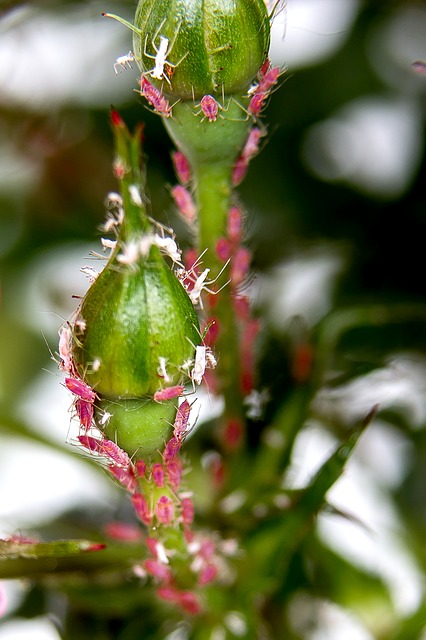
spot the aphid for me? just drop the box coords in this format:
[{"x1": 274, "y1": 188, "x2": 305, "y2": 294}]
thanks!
[
  {"x1": 132, "y1": 492, "x2": 152, "y2": 524},
  {"x1": 102, "y1": 440, "x2": 131, "y2": 467},
  {"x1": 157, "y1": 356, "x2": 172, "y2": 383},
  {"x1": 173, "y1": 399, "x2": 191, "y2": 439},
  {"x1": 65, "y1": 377, "x2": 96, "y2": 402},
  {"x1": 114, "y1": 50, "x2": 135, "y2": 75},
  {"x1": 172, "y1": 151, "x2": 191, "y2": 185},
  {"x1": 78, "y1": 435, "x2": 103, "y2": 453},
  {"x1": 154, "y1": 385, "x2": 184, "y2": 402},
  {"x1": 232, "y1": 155, "x2": 248, "y2": 186},
  {"x1": 191, "y1": 345, "x2": 207, "y2": 385},
  {"x1": 58, "y1": 323, "x2": 73, "y2": 373},
  {"x1": 242, "y1": 127, "x2": 264, "y2": 161},
  {"x1": 181, "y1": 496, "x2": 194, "y2": 526},
  {"x1": 216, "y1": 237, "x2": 231, "y2": 262},
  {"x1": 257, "y1": 66, "x2": 281, "y2": 94},
  {"x1": 145, "y1": 35, "x2": 170, "y2": 82},
  {"x1": 91, "y1": 357, "x2": 101, "y2": 372},
  {"x1": 190, "y1": 345, "x2": 217, "y2": 386},
  {"x1": 166, "y1": 459, "x2": 183, "y2": 489},
  {"x1": 178, "y1": 255, "x2": 230, "y2": 308},
  {"x1": 155, "y1": 495, "x2": 175, "y2": 525},
  {"x1": 153, "y1": 234, "x2": 182, "y2": 264},
  {"x1": 75, "y1": 398, "x2": 94, "y2": 430},
  {"x1": 170, "y1": 184, "x2": 196, "y2": 223},
  {"x1": 231, "y1": 247, "x2": 251, "y2": 287},
  {"x1": 105, "y1": 191, "x2": 123, "y2": 208},
  {"x1": 80, "y1": 266, "x2": 99, "y2": 282},
  {"x1": 188, "y1": 269, "x2": 211, "y2": 306},
  {"x1": 143, "y1": 22, "x2": 188, "y2": 85},
  {"x1": 139, "y1": 76, "x2": 172, "y2": 117},
  {"x1": 152, "y1": 462, "x2": 165, "y2": 487},
  {"x1": 129, "y1": 184, "x2": 143, "y2": 207},
  {"x1": 110, "y1": 464, "x2": 137, "y2": 493},
  {"x1": 258, "y1": 57, "x2": 271, "y2": 78},
  {"x1": 99, "y1": 411, "x2": 112, "y2": 426},
  {"x1": 163, "y1": 436, "x2": 181, "y2": 462},
  {"x1": 117, "y1": 240, "x2": 140, "y2": 265},
  {"x1": 248, "y1": 91, "x2": 266, "y2": 117},
  {"x1": 198, "y1": 95, "x2": 219, "y2": 122},
  {"x1": 227, "y1": 206, "x2": 243, "y2": 243},
  {"x1": 74, "y1": 318, "x2": 86, "y2": 332},
  {"x1": 101, "y1": 238, "x2": 117, "y2": 251},
  {"x1": 205, "y1": 348, "x2": 217, "y2": 370}
]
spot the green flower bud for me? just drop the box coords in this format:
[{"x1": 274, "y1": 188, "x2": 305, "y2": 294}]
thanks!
[
  {"x1": 104, "y1": 0, "x2": 270, "y2": 100},
  {"x1": 73, "y1": 245, "x2": 199, "y2": 399},
  {"x1": 71, "y1": 113, "x2": 199, "y2": 460}
]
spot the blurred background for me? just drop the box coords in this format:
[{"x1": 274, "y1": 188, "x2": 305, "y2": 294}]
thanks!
[{"x1": 0, "y1": 0, "x2": 426, "y2": 638}]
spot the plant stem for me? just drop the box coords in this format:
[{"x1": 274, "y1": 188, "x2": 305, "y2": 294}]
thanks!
[{"x1": 194, "y1": 161, "x2": 244, "y2": 423}]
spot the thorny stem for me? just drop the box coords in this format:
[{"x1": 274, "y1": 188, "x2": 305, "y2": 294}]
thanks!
[{"x1": 164, "y1": 101, "x2": 252, "y2": 436}]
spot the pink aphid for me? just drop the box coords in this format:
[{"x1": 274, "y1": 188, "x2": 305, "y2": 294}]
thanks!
[
  {"x1": 132, "y1": 492, "x2": 152, "y2": 524},
  {"x1": 228, "y1": 206, "x2": 243, "y2": 243},
  {"x1": 181, "y1": 496, "x2": 194, "y2": 526},
  {"x1": 163, "y1": 435, "x2": 181, "y2": 462},
  {"x1": 78, "y1": 434, "x2": 104, "y2": 453},
  {"x1": 242, "y1": 127, "x2": 263, "y2": 161},
  {"x1": 136, "y1": 459, "x2": 147, "y2": 478},
  {"x1": 140, "y1": 76, "x2": 172, "y2": 117},
  {"x1": 173, "y1": 399, "x2": 191, "y2": 439},
  {"x1": 248, "y1": 91, "x2": 266, "y2": 117},
  {"x1": 75, "y1": 399, "x2": 94, "y2": 430},
  {"x1": 153, "y1": 385, "x2": 184, "y2": 403},
  {"x1": 257, "y1": 66, "x2": 281, "y2": 94},
  {"x1": 102, "y1": 440, "x2": 131, "y2": 467},
  {"x1": 171, "y1": 184, "x2": 196, "y2": 222},
  {"x1": 199, "y1": 563, "x2": 218, "y2": 586},
  {"x1": 152, "y1": 462, "x2": 165, "y2": 488},
  {"x1": 172, "y1": 151, "x2": 191, "y2": 184},
  {"x1": 232, "y1": 155, "x2": 248, "y2": 186},
  {"x1": 145, "y1": 558, "x2": 173, "y2": 582},
  {"x1": 231, "y1": 247, "x2": 251, "y2": 287},
  {"x1": 199, "y1": 95, "x2": 219, "y2": 122},
  {"x1": 155, "y1": 495, "x2": 175, "y2": 525},
  {"x1": 215, "y1": 237, "x2": 231, "y2": 262},
  {"x1": 258, "y1": 57, "x2": 270, "y2": 78},
  {"x1": 109, "y1": 464, "x2": 137, "y2": 493},
  {"x1": 177, "y1": 591, "x2": 202, "y2": 615},
  {"x1": 65, "y1": 377, "x2": 96, "y2": 402},
  {"x1": 166, "y1": 459, "x2": 183, "y2": 489}
]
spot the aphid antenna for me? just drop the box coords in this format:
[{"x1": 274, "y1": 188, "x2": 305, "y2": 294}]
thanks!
[
  {"x1": 268, "y1": 0, "x2": 287, "y2": 21},
  {"x1": 101, "y1": 12, "x2": 144, "y2": 37},
  {"x1": 40, "y1": 330, "x2": 61, "y2": 369},
  {"x1": 88, "y1": 250, "x2": 108, "y2": 261},
  {"x1": 146, "y1": 215, "x2": 175, "y2": 238},
  {"x1": 196, "y1": 258, "x2": 231, "y2": 291}
]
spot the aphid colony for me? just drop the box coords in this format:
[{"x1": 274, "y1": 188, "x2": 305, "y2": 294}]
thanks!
[
  {"x1": 58, "y1": 191, "x2": 219, "y2": 437},
  {"x1": 110, "y1": 21, "x2": 282, "y2": 122}
]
